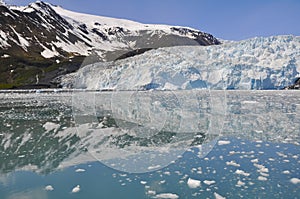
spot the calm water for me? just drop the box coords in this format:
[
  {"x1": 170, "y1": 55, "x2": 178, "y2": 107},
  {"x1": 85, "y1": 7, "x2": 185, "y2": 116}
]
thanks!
[{"x1": 0, "y1": 90, "x2": 299, "y2": 199}]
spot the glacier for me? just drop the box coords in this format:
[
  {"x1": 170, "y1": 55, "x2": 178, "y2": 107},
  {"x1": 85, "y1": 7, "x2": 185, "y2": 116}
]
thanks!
[{"x1": 61, "y1": 35, "x2": 300, "y2": 90}]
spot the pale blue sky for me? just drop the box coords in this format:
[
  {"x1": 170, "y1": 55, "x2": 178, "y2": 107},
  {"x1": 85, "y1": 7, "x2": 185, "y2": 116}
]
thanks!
[{"x1": 4, "y1": 0, "x2": 300, "y2": 40}]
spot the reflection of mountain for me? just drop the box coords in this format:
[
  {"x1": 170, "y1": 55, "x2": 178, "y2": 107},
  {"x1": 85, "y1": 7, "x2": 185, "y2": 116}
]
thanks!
[{"x1": 0, "y1": 91, "x2": 299, "y2": 174}]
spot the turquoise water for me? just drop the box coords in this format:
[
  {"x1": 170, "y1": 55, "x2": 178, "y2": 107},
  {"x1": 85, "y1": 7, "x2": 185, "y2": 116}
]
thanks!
[{"x1": 0, "y1": 91, "x2": 299, "y2": 198}]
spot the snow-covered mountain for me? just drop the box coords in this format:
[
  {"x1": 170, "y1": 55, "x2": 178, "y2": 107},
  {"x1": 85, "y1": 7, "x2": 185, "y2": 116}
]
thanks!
[
  {"x1": 0, "y1": 1, "x2": 220, "y2": 88},
  {"x1": 62, "y1": 35, "x2": 300, "y2": 90}
]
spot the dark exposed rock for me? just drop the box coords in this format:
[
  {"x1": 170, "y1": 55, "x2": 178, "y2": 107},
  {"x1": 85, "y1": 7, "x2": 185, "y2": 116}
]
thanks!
[
  {"x1": 284, "y1": 77, "x2": 300, "y2": 90},
  {"x1": 115, "y1": 48, "x2": 154, "y2": 60}
]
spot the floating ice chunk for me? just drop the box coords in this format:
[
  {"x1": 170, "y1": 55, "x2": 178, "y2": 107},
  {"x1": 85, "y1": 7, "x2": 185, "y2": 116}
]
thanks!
[
  {"x1": 140, "y1": 181, "x2": 147, "y2": 185},
  {"x1": 218, "y1": 140, "x2": 230, "y2": 146},
  {"x1": 226, "y1": 160, "x2": 240, "y2": 167},
  {"x1": 276, "y1": 152, "x2": 288, "y2": 158},
  {"x1": 214, "y1": 192, "x2": 226, "y2": 199},
  {"x1": 282, "y1": 170, "x2": 290, "y2": 174},
  {"x1": 75, "y1": 168, "x2": 86, "y2": 172},
  {"x1": 71, "y1": 185, "x2": 80, "y2": 193},
  {"x1": 155, "y1": 193, "x2": 179, "y2": 199},
  {"x1": 45, "y1": 185, "x2": 54, "y2": 191},
  {"x1": 147, "y1": 190, "x2": 156, "y2": 195},
  {"x1": 148, "y1": 165, "x2": 161, "y2": 170},
  {"x1": 43, "y1": 122, "x2": 60, "y2": 132},
  {"x1": 203, "y1": 180, "x2": 216, "y2": 185},
  {"x1": 258, "y1": 176, "x2": 268, "y2": 181},
  {"x1": 235, "y1": 169, "x2": 250, "y2": 177},
  {"x1": 236, "y1": 180, "x2": 245, "y2": 187},
  {"x1": 290, "y1": 178, "x2": 300, "y2": 184},
  {"x1": 251, "y1": 158, "x2": 259, "y2": 163},
  {"x1": 254, "y1": 163, "x2": 269, "y2": 173},
  {"x1": 187, "y1": 178, "x2": 201, "y2": 188},
  {"x1": 260, "y1": 172, "x2": 269, "y2": 177},
  {"x1": 164, "y1": 171, "x2": 171, "y2": 175}
]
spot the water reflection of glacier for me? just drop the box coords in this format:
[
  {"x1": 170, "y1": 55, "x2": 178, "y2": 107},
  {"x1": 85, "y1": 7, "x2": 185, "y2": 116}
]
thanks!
[{"x1": 0, "y1": 91, "x2": 299, "y2": 174}]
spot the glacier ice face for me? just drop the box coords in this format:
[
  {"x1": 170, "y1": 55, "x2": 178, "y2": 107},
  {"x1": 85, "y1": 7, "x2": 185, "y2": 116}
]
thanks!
[{"x1": 63, "y1": 35, "x2": 300, "y2": 90}]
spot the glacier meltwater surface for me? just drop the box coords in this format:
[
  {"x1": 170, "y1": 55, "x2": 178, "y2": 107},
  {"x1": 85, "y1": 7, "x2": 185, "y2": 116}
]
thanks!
[{"x1": 62, "y1": 35, "x2": 300, "y2": 90}]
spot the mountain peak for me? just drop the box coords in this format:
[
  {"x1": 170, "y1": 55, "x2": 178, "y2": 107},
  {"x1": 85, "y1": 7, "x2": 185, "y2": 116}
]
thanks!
[{"x1": 0, "y1": 1, "x2": 220, "y2": 89}]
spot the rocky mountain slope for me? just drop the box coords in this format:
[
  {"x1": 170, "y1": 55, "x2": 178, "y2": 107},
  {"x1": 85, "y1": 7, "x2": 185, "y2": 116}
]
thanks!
[{"x1": 0, "y1": 1, "x2": 220, "y2": 89}]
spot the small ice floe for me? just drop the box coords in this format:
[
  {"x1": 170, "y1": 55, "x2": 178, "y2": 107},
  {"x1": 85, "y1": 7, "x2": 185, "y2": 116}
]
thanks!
[
  {"x1": 235, "y1": 169, "x2": 250, "y2": 177},
  {"x1": 75, "y1": 168, "x2": 86, "y2": 173},
  {"x1": 218, "y1": 140, "x2": 230, "y2": 146},
  {"x1": 251, "y1": 159, "x2": 259, "y2": 163},
  {"x1": 226, "y1": 160, "x2": 240, "y2": 167},
  {"x1": 71, "y1": 185, "x2": 80, "y2": 193},
  {"x1": 187, "y1": 178, "x2": 201, "y2": 188},
  {"x1": 254, "y1": 163, "x2": 269, "y2": 173},
  {"x1": 44, "y1": 185, "x2": 54, "y2": 191},
  {"x1": 43, "y1": 122, "x2": 60, "y2": 132},
  {"x1": 257, "y1": 176, "x2": 268, "y2": 181},
  {"x1": 140, "y1": 181, "x2": 147, "y2": 185},
  {"x1": 147, "y1": 190, "x2": 156, "y2": 195},
  {"x1": 164, "y1": 171, "x2": 171, "y2": 175},
  {"x1": 203, "y1": 180, "x2": 216, "y2": 186},
  {"x1": 148, "y1": 165, "x2": 161, "y2": 170},
  {"x1": 154, "y1": 193, "x2": 179, "y2": 199},
  {"x1": 236, "y1": 180, "x2": 245, "y2": 187},
  {"x1": 214, "y1": 192, "x2": 226, "y2": 199},
  {"x1": 276, "y1": 152, "x2": 288, "y2": 158},
  {"x1": 290, "y1": 178, "x2": 300, "y2": 184},
  {"x1": 282, "y1": 170, "x2": 290, "y2": 174}
]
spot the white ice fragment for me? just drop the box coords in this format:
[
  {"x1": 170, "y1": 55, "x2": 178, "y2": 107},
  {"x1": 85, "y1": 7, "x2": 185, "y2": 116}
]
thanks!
[
  {"x1": 258, "y1": 176, "x2": 268, "y2": 181},
  {"x1": 282, "y1": 170, "x2": 290, "y2": 174},
  {"x1": 147, "y1": 190, "x2": 156, "y2": 195},
  {"x1": 254, "y1": 163, "x2": 269, "y2": 173},
  {"x1": 148, "y1": 165, "x2": 161, "y2": 170},
  {"x1": 43, "y1": 122, "x2": 60, "y2": 132},
  {"x1": 75, "y1": 168, "x2": 86, "y2": 172},
  {"x1": 236, "y1": 180, "x2": 245, "y2": 187},
  {"x1": 44, "y1": 185, "x2": 54, "y2": 191},
  {"x1": 218, "y1": 140, "x2": 230, "y2": 146},
  {"x1": 214, "y1": 192, "x2": 226, "y2": 199},
  {"x1": 140, "y1": 181, "x2": 147, "y2": 185},
  {"x1": 290, "y1": 178, "x2": 300, "y2": 184},
  {"x1": 235, "y1": 169, "x2": 250, "y2": 177},
  {"x1": 226, "y1": 160, "x2": 240, "y2": 167},
  {"x1": 71, "y1": 185, "x2": 80, "y2": 193},
  {"x1": 187, "y1": 178, "x2": 201, "y2": 188},
  {"x1": 164, "y1": 171, "x2": 171, "y2": 175},
  {"x1": 155, "y1": 193, "x2": 179, "y2": 199},
  {"x1": 1, "y1": 54, "x2": 10, "y2": 58},
  {"x1": 203, "y1": 180, "x2": 216, "y2": 185}
]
